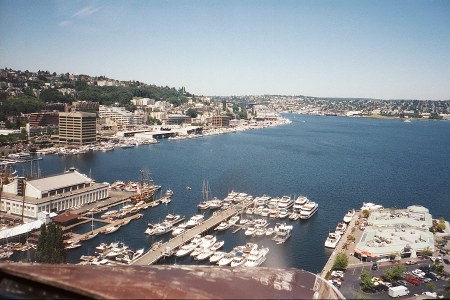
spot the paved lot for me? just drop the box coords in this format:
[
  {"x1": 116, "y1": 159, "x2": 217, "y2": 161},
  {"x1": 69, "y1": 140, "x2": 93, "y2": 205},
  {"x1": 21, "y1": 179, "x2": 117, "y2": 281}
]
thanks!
[{"x1": 339, "y1": 260, "x2": 449, "y2": 299}]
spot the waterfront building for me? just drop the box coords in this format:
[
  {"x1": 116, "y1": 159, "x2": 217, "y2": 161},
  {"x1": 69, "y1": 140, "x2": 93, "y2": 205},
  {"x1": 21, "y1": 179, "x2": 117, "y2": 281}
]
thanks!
[
  {"x1": 28, "y1": 112, "x2": 59, "y2": 128},
  {"x1": 164, "y1": 114, "x2": 192, "y2": 125},
  {"x1": 209, "y1": 115, "x2": 231, "y2": 128},
  {"x1": 98, "y1": 105, "x2": 143, "y2": 127},
  {"x1": 58, "y1": 112, "x2": 97, "y2": 145},
  {"x1": 354, "y1": 205, "x2": 435, "y2": 261},
  {"x1": 0, "y1": 168, "x2": 109, "y2": 222}
]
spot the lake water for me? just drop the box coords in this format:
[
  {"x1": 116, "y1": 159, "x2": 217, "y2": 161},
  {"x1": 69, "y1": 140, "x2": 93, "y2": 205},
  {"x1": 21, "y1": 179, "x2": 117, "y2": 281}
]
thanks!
[{"x1": 16, "y1": 114, "x2": 450, "y2": 273}]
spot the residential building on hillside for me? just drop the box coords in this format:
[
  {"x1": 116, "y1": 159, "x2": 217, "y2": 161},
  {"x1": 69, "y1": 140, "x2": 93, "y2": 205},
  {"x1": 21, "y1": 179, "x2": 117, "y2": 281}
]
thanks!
[{"x1": 99, "y1": 105, "x2": 143, "y2": 127}]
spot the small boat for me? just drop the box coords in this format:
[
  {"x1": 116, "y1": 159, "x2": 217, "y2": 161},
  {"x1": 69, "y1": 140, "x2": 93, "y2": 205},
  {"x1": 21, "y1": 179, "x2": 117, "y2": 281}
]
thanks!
[
  {"x1": 215, "y1": 221, "x2": 231, "y2": 231},
  {"x1": 197, "y1": 201, "x2": 210, "y2": 210},
  {"x1": 272, "y1": 223, "x2": 293, "y2": 244},
  {"x1": 172, "y1": 222, "x2": 187, "y2": 236},
  {"x1": 195, "y1": 249, "x2": 215, "y2": 261},
  {"x1": 244, "y1": 247, "x2": 269, "y2": 267},
  {"x1": 244, "y1": 226, "x2": 256, "y2": 237},
  {"x1": 210, "y1": 240, "x2": 224, "y2": 252},
  {"x1": 186, "y1": 186, "x2": 192, "y2": 190},
  {"x1": 230, "y1": 252, "x2": 247, "y2": 267},
  {"x1": 343, "y1": 209, "x2": 355, "y2": 223},
  {"x1": 228, "y1": 215, "x2": 240, "y2": 225},
  {"x1": 175, "y1": 244, "x2": 196, "y2": 257},
  {"x1": 265, "y1": 227, "x2": 274, "y2": 236},
  {"x1": 160, "y1": 197, "x2": 171, "y2": 204},
  {"x1": 166, "y1": 189, "x2": 173, "y2": 197},
  {"x1": 217, "y1": 252, "x2": 235, "y2": 266},
  {"x1": 360, "y1": 202, "x2": 383, "y2": 211},
  {"x1": 105, "y1": 225, "x2": 121, "y2": 234},
  {"x1": 208, "y1": 198, "x2": 222, "y2": 209},
  {"x1": 186, "y1": 215, "x2": 204, "y2": 228},
  {"x1": 132, "y1": 248, "x2": 144, "y2": 260},
  {"x1": 324, "y1": 232, "x2": 341, "y2": 249},
  {"x1": 335, "y1": 222, "x2": 347, "y2": 235},
  {"x1": 209, "y1": 251, "x2": 225, "y2": 263},
  {"x1": 254, "y1": 227, "x2": 266, "y2": 237}
]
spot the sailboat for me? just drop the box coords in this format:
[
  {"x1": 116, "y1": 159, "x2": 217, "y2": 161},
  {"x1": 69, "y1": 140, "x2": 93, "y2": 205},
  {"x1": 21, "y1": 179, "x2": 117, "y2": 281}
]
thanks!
[
  {"x1": 197, "y1": 180, "x2": 211, "y2": 209},
  {"x1": 83, "y1": 212, "x2": 98, "y2": 240}
]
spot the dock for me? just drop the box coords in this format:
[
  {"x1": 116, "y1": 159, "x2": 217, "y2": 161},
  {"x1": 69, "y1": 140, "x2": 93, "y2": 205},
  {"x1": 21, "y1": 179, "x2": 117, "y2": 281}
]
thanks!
[
  {"x1": 132, "y1": 200, "x2": 254, "y2": 265},
  {"x1": 320, "y1": 211, "x2": 359, "y2": 278}
]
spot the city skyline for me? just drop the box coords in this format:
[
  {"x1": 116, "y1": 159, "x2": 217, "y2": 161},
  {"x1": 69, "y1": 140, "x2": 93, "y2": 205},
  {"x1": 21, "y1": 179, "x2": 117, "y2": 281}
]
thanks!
[{"x1": 1, "y1": 0, "x2": 449, "y2": 100}]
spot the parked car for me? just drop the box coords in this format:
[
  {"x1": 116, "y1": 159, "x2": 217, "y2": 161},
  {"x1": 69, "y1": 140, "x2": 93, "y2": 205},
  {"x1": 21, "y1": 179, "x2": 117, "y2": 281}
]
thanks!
[
  {"x1": 372, "y1": 262, "x2": 379, "y2": 270},
  {"x1": 404, "y1": 276, "x2": 420, "y2": 286},
  {"x1": 443, "y1": 258, "x2": 450, "y2": 265},
  {"x1": 406, "y1": 260, "x2": 417, "y2": 265},
  {"x1": 397, "y1": 280, "x2": 409, "y2": 286}
]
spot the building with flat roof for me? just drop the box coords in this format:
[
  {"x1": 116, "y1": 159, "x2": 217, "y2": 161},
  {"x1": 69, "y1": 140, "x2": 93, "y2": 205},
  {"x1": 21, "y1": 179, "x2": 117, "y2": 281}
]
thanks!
[
  {"x1": 0, "y1": 168, "x2": 109, "y2": 222},
  {"x1": 59, "y1": 112, "x2": 97, "y2": 145},
  {"x1": 354, "y1": 205, "x2": 435, "y2": 261}
]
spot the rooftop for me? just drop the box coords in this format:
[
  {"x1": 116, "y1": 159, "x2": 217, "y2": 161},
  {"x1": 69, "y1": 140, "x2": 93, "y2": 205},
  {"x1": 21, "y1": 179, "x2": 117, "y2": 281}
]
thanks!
[{"x1": 28, "y1": 170, "x2": 91, "y2": 193}]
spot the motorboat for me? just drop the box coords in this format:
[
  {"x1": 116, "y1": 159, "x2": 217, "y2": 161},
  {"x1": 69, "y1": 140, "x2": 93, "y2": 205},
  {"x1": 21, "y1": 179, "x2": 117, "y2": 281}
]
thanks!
[
  {"x1": 269, "y1": 208, "x2": 279, "y2": 218},
  {"x1": 361, "y1": 202, "x2": 383, "y2": 211},
  {"x1": 209, "y1": 251, "x2": 225, "y2": 263},
  {"x1": 254, "y1": 227, "x2": 266, "y2": 237},
  {"x1": 217, "y1": 252, "x2": 235, "y2": 266},
  {"x1": 195, "y1": 249, "x2": 215, "y2": 261},
  {"x1": 293, "y1": 196, "x2": 309, "y2": 211},
  {"x1": 335, "y1": 222, "x2": 347, "y2": 235},
  {"x1": 265, "y1": 227, "x2": 274, "y2": 236},
  {"x1": 278, "y1": 209, "x2": 289, "y2": 219},
  {"x1": 254, "y1": 218, "x2": 267, "y2": 228},
  {"x1": 104, "y1": 225, "x2": 121, "y2": 234},
  {"x1": 215, "y1": 221, "x2": 231, "y2": 231},
  {"x1": 289, "y1": 212, "x2": 300, "y2": 221},
  {"x1": 243, "y1": 243, "x2": 258, "y2": 254},
  {"x1": 172, "y1": 222, "x2": 188, "y2": 236},
  {"x1": 228, "y1": 215, "x2": 240, "y2": 225},
  {"x1": 244, "y1": 226, "x2": 256, "y2": 237},
  {"x1": 230, "y1": 252, "x2": 247, "y2": 267},
  {"x1": 272, "y1": 223, "x2": 293, "y2": 244},
  {"x1": 277, "y1": 196, "x2": 294, "y2": 210},
  {"x1": 261, "y1": 208, "x2": 270, "y2": 217},
  {"x1": 343, "y1": 209, "x2": 355, "y2": 223},
  {"x1": 153, "y1": 222, "x2": 173, "y2": 236},
  {"x1": 164, "y1": 214, "x2": 182, "y2": 224},
  {"x1": 324, "y1": 232, "x2": 341, "y2": 249},
  {"x1": 239, "y1": 218, "x2": 249, "y2": 225},
  {"x1": 197, "y1": 201, "x2": 210, "y2": 210},
  {"x1": 245, "y1": 207, "x2": 254, "y2": 215},
  {"x1": 208, "y1": 199, "x2": 222, "y2": 209},
  {"x1": 299, "y1": 201, "x2": 319, "y2": 219},
  {"x1": 257, "y1": 195, "x2": 271, "y2": 207},
  {"x1": 244, "y1": 247, "x2": 269, "y2": 267},
  {"x1": 199, "y1": 235, "x2": 217, "y2": 249},
  {"x1": 132, "y1": 248, "x2": 144, "y2": 260},
  {"x1": 210, "y1": 240, "x2": 224, "y2": 252},
  {"x1": 175, "y1": 244, "x2": 195, "y2": 257},
  {"x1": 186, "y1": 215, "x2": 204, "y2": 228}
]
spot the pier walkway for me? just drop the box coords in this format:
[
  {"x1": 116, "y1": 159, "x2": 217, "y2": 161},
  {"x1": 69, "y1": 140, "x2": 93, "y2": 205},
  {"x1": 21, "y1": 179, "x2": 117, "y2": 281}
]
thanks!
[
  {"x1": 132, "y1": 200, "x2": 254, "y2": 265},
  {"x1": 320, "y1": 211, "x2": 359, "y2": 278}
]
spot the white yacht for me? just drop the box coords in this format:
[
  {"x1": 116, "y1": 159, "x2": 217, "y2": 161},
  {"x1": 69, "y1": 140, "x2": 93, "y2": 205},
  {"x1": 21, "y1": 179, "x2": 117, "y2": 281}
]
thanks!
[
  {"x1": 278, "y1": 196, "x2": 294, "y2": 210},
  {"x1": 172, "y1": 222, "x2": 187, "y2": 236},
  {"x1": 209, "y1": 251, "x2": 225, "y2": 263},
  {"x1": 278, "y1": 208, "x2": 289, "y2": 219},
  {"x1": 299, "y1": 201, "x2": 319, "y2": 219},
  {"x1": 197, "y1": 201, "x2": 210, "y2": 210},
  {"x1": 195, "y1": 249, "x2": 215, "y2": 261},
  {"x1": 210, "y1": 240, "x2": 224, "y2": 252},
  {"x1": 343, "y1": 209, "x2": 355, "y2": 223},
  {"x1": 273, "y1": 223, "x2": 293, "y2": 244},
  {"x1": 361, "y1": 202, "x2": 383, "y2": 211},
  {"x1": 217, "y1": 252, "x2": 235, "y2": 266},
  {"x1": 153, "y1": 222, "x2": 173, "y2": 236},
  {"x1": 244, "y1": 247, "x2": 269, "y2": 267},
  {"x1": 335, "y1": 222, "x2": 347, "y2": 235},
  {"x1": 199, "y1": 235, "x2": 217, "y2": 249},
  {"x1": 228, "y1": 215, "x2": 240, "y2": 225},
  {"x1": 257, "y1": 195, "x2": 271, "y2": 207},
  {"x1": 244, "y1": 226, "x2": 256, "y2": 237},
  {"x1": 208, "y1": 199, "x2": 222, "y2": 209},
  {"x1": 186, "y1": 215, "x2": 204, "y2": 228},
  {"x1": 293, "y1": 196, "x2": 309, "y2": 211},
  {"x1": 230, "y1": 252, "x2": 247, "y2": 267},
  {"x1": 324, "y1": 232, "x2": 341, "y2": 249},
  {"x1": 215, "y1": 221, "x2": 231, "y2": 231}
]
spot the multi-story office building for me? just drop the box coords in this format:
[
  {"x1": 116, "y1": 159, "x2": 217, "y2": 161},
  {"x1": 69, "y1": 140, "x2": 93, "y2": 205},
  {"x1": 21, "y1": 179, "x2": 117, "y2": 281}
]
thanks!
[
  {"x1": 28, "y1": 112, "x2": 59, "y2": 128},
  {"x1": 58, "y1": 112, "x2": 97, "y2": 145},
  {"x1": 209, "y1": 115, "x2": 231, "y2": 128}
]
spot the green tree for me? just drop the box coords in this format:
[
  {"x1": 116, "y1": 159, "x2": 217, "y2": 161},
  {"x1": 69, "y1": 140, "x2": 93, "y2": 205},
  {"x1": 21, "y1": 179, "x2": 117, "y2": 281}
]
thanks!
[
  {"x1": 332, "y1": 252, "x2": 349, "y2": 271},
  {"x1": 36, "y1": 223, "x2": 66, "y2": 263},
  {"x1": 383, "y1": 265, "x2": 406, "y2": 282},
  {"x1": 426, "y1": 282, "x2": 436, "y2": 292},
  {"x1": 360, "y1": 270, "x2": 374, "y2": 291},
  {"x1": 362, "y1": 210, "x2": 370, "y2": 218},
  {"x1": 186, "y1": 108, "x2": 198, "y2": 118}
]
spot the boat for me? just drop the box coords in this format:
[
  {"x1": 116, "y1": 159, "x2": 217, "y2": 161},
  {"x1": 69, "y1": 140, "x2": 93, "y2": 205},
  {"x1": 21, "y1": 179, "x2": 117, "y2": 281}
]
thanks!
[
  {"x1": 82, "y1": 231, "x2": 98, "y2": 241},
  {"x1": 186, "y1": 186, "x2": 192, "y2": 190},
  {"x1": 209, "y1": 251, "x2": 226, "y2": 263},
  {"x1": 361, "y1": 202, "x2": 384, "y2": 211},
  {"x1": 210, "y1": 240, "x2": 225, "y2": 251},
  {"x1": 208, "y1": 198, "x2": 222, "y2": 209},
  {"x1": 165, "y1": 189, "x2": 173, "y2": 197},
  {"x1": 199, "y1": 235, "x2": 217, "y2": 249},
  {"x1": 265, "y1": 227, "x2": 274, "y2": 236},
  {"x1": 197, "y1": 201, "x2": 210, "y2": 210},
  {"x1": 273, "y1": 223, "x2": 293, "y2": 244},
  {"x1": 343, "y1": 209, "x2": 355, "y2": 223},
  {"x1": 335, "y1": 222, "x2": 347, "y2": 235},
  {"x1": 215, "y1": 221, "x2": 231, "y2": 231},
  {"x1": 65, "y1": 240, "x2": 82, "y2": 250},
  {"x1": 254, "y1": 227, "x2": 266, "y2": 237},
  {"x1": 324, "y1": 232, "x2": 341, "y2": 249},
  {"x1": 164, "y1": 214, "x2": 182, "y2": 224},
  {"x1": 278, "y1": 209, "x2": 289, "y2": 219},
  {"x1": 160, "y1": 197, "x2": 171, "y2": 204},
  {"x1": 186, "y1": 215, "x2": 204, "y2": 228},
  {"x1": 293, "y1": 196, "x2": 309, "y2": 211},
  {"x1": 228, "y1": 215, "x2": 240, "y2": 225},
  {"x1": 104, "y1": 225, "x2": 120, "y2": 234},
  {"x1": 152, "y1": 222, "x2": 173, "y2": 236},
  {"x1": 172, "y1": 222, "x2": 188, "y2": 236},
  {"x1": 132, "y1": 248, "x2": 144, "y2": 261},
  {"x1": 175, "y1": 244, "x2": 196, "y2": 257},
  {"x1": 277, "y1": 196, "x2": 294, "y2": 210},
  {"x1": 260, "y1": 208, "x2": 270, "y2": 217},
  {"x1": 195, "y1": 249, "x2": 215, "y2": 261},
  {"x1": 244, "y1": 247, "x2": 269, "y2": 267},
  {"x1": 299, "y1": 201, "x2": 319, "y2": 219},
  {"x1": 230, "y1": 252, "x2": 247, "y2": 267},
  {"x1": 244, "y1": 226, "x2": 256, "y2": 237},
  {"x1": 217, "y1": 252, "x2": 235, "y2": 266}
]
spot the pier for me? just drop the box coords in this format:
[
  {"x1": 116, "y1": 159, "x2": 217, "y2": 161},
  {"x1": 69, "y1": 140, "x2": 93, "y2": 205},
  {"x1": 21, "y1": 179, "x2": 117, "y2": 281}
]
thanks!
[
  {"x1": 132, "y1": 200, "x2": 254, "y2": 265},
  {"x1": 320, "y1": 211, "x2": 359, "y2": 278}
]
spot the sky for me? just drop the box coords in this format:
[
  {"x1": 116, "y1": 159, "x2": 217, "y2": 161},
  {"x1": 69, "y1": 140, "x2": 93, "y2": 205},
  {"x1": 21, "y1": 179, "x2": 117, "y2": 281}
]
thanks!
[{"x1": 1, "y1": 0, "x2": 449, "y2": 100}]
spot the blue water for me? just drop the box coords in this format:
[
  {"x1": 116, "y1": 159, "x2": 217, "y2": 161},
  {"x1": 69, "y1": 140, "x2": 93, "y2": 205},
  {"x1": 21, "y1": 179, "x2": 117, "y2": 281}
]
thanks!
[{"x1": 15, "y1": 115, "x2": 450, "y2": 272}]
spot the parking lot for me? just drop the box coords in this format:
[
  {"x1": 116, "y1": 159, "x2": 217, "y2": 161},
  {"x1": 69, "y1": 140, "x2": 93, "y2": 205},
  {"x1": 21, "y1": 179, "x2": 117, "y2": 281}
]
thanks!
[{"x1": 337, "y1": 259, "x2": 449, "y2": 299}]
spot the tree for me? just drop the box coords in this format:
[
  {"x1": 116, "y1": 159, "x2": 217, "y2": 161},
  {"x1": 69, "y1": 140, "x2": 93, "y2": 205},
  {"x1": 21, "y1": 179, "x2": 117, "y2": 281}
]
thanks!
[
  {"x1": 186, "y1": 108, "x2": 198, "y2": 118},
  {"x1": 362, "y1": 210, "x2": 370, "y2": 218},
  {"x1": 360, "y1": 270, "x2": 375, "y2": 291},
  {"x1": 35, "y1": 223, "x2": 66, "y2": 263},
  {"x1": 332, "y1": 252, "x2": 349, "y2": 271},
  {"x1": 383, "y1": 265, "x2": 406, "y2": 282}
]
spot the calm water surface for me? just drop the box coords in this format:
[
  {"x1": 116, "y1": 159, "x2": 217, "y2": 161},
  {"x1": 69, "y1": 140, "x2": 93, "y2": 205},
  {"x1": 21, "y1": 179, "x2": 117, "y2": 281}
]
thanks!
[{"x1": 17, "y1": 115, "x2": 450, "y2": 272}]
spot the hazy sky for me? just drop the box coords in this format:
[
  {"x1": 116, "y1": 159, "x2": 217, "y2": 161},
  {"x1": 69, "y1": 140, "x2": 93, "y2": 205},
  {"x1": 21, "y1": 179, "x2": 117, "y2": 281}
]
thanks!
[{"x1": 1, "y1": 0, "x2": 449, "y2": 99}]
